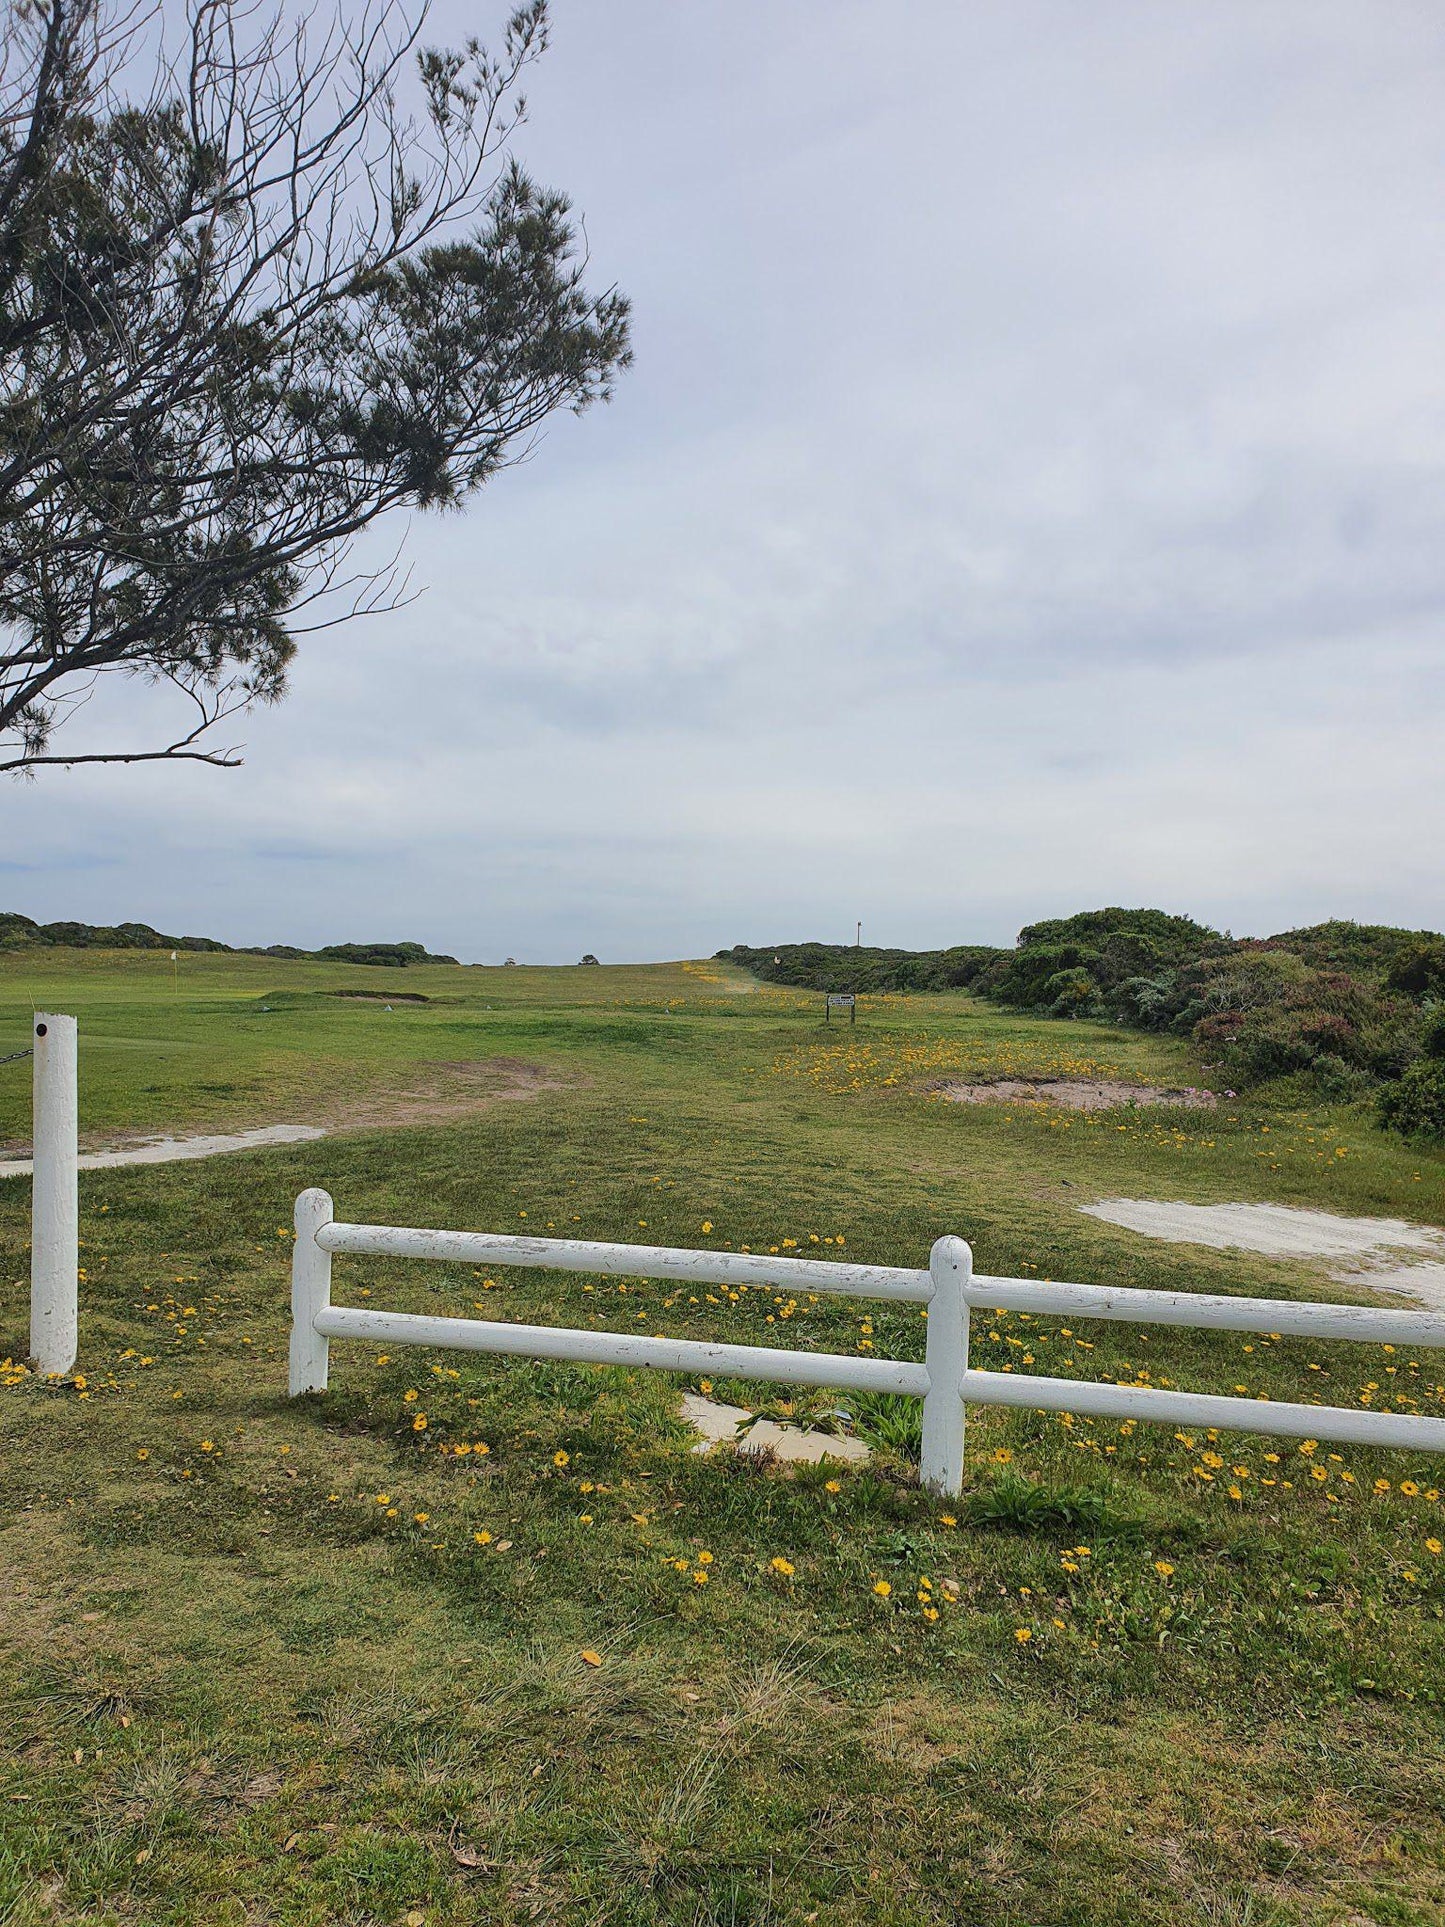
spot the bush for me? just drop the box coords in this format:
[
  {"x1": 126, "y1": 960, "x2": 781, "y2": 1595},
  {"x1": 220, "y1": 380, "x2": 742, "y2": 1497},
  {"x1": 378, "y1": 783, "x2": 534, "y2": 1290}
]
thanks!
[
  {"x1": 1378, "y1": 1060, "x2": 1445, "y2": 1142},
  {"x1": 1385, "y1": 939, "x2": 1445, "y2": 1001},
  {"x1": 1042, "y1": 966, "x2": 1102, "y2": 1017}
]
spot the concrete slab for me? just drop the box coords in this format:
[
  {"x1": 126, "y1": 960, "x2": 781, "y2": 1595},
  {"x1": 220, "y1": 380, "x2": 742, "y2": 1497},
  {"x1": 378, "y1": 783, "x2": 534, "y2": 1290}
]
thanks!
[{"x1": 680, "y1": 1392, "x2": 871, "y2": 1465}]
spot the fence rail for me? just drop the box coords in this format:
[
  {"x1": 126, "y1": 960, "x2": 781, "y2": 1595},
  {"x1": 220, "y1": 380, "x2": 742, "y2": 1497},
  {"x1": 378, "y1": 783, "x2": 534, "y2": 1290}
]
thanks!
[{"x1": 290, "y1": 1189, "x2": 1445, "y2": 1496}]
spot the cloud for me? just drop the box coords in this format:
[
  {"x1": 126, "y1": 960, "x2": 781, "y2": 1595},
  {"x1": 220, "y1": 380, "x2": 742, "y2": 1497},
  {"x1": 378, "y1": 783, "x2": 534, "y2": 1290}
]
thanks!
[{"x1": 4, "y1": 0, "x2": 1443, "y2": 956}]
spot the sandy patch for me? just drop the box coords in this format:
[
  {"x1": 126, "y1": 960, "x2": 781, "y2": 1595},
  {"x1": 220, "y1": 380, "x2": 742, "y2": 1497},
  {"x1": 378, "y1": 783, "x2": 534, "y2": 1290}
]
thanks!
[
  {"x1": 0, "y1": 1123, "x2": 324, "y2": 1178},
  {"x1": 941, "y1": 1078, "x2": 1216, "y2": 1112},
  {"x1": 0, "y1": 1058, "x2": 567, "y2": 1173},
  {"x1": 1079, "y1": 1198, "x2": 1445, "y2": 1312},
  {"x1": 681, "y1": 1393, "x2": 871, "y2": 1466}
]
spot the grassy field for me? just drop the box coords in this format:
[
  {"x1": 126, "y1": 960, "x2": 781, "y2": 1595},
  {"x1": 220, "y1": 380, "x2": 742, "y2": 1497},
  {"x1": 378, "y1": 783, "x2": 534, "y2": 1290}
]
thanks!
[{"x1": 2, "y1": 949, "x2": 1444, "y2": 1927}]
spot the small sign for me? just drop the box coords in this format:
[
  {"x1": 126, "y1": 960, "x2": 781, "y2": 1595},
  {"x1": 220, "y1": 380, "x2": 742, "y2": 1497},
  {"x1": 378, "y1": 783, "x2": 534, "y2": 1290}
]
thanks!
[{"x1": 824, "y1": 992, "x2": 857, "y2": 1025}]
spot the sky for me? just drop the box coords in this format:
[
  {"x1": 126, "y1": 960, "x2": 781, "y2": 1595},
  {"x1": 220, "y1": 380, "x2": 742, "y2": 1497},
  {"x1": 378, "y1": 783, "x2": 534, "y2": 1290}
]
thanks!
[{"x1": 5, "y1": 0, "x2": 1445, "y2": 962}]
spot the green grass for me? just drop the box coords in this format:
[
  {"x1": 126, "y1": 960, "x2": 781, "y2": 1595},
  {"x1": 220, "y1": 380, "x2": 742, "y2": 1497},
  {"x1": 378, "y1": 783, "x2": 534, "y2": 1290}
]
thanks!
[{"x1": 2, "y1": 948, "x2": 1444, "y2": 1925}]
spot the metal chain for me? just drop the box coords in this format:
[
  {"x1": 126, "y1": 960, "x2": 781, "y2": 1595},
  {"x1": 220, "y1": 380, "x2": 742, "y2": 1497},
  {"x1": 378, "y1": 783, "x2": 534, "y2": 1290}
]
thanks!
[{"x1": 0, "y1": 1047, "x2": 33, "y2": 1065}]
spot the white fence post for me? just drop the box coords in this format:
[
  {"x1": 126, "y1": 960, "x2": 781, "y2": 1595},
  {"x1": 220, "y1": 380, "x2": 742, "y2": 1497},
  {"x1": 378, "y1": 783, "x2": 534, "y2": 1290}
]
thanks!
[
  {"x1": 30, "y1": 1013, "x2": 78, "y2": 1377},
  {"x1": 920, "y1": 1235, "x2": 971, "y2": 1496},
  {"x1": 290, "y1": 1187, "x2": 334, "y2": 1395}
]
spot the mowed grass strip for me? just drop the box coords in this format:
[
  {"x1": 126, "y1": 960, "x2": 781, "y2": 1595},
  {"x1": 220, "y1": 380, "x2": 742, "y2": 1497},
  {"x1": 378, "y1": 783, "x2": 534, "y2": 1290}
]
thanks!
[{"x1": 2, "y1": 951, "x2": 1444, "y2": 1926}]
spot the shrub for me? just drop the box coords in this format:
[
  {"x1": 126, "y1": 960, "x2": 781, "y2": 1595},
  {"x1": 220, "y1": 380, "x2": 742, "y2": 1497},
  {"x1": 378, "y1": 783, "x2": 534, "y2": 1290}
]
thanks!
[
  {"x1": 1378, "y1": 1060, "x2": 1445, "y2": 1142},
  {"x1": 1385, "y1": 939, "x2": 1445, "y2": 1000},
  {"x1": 1042, "y1": 967, "x2": 1102, "y2": 1017}
]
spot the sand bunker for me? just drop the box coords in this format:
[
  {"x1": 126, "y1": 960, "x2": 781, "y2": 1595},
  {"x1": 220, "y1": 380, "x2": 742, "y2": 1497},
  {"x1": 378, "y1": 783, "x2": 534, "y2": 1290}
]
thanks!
[
  {"x1": 1079, "y1": 1198, "x2": 1445, "y2": 1311},
  {"x1": 681, "y1": 1393, "x2": 870, "y2": 1466},
  {"x1": 942, "y1": 1078, "x2": 1216, "y2": 1112}
]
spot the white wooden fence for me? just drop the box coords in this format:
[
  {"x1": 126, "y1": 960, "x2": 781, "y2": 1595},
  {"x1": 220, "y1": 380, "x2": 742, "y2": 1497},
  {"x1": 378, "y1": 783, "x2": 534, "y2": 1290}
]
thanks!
[{"x1": 290, "y1": 1188, "x2": 1445, "y2": 1496}]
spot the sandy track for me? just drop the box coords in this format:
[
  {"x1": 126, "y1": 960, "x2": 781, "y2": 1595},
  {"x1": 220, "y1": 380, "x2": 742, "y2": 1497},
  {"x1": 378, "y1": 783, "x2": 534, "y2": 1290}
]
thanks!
[{"x1": 1080, "y1": 1198, "x2": 1445, "y2": 1311}]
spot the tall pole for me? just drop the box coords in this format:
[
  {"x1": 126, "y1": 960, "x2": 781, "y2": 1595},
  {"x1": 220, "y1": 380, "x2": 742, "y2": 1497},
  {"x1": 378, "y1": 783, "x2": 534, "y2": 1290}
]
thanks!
[{"x1": 30, "y1": 1013, "x2": 78, "y2": 1377}]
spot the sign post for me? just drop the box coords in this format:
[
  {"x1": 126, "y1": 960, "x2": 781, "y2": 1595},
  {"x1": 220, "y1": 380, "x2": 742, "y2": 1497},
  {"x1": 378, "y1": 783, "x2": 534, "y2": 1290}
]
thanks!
[{"x1": 825, "y1": 993, "x2": 857, "y2": 1026}]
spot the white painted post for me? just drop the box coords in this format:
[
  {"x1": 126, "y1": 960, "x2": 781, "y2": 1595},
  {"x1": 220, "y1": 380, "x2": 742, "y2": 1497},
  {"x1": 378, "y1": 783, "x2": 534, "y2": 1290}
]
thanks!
[
  {"x1": 920, "y1": 1235, "x2": 971, "y2": 1496},
  {"x1": 290, "y1": 1187, "x2": 334, "y2": 1395},
  {"x1": 30, "y1": 1013, "x2": 78, "y2": 1377}
]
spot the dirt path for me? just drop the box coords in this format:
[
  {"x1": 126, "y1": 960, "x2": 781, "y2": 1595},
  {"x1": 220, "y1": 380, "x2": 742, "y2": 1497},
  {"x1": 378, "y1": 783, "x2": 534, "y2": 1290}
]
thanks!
[{"x1": 0, "y1": 1057, "x2": 567, "y2": 1177}]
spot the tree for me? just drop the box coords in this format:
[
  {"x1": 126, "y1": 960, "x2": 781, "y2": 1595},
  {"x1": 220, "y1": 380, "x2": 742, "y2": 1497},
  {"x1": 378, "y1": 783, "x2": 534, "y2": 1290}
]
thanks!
[{"x1": 0, "y1": 0, "x2": 630, "y2": 773}]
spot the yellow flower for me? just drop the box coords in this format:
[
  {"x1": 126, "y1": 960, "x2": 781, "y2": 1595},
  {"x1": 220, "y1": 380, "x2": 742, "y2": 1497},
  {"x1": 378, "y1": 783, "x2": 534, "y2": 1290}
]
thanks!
[
  {"x1": 412, "y1": 1415, "x2": 427, "y2": 1432},
  {"x1": 991, "y1": 1447, "x2": 1014, "y2": 1464},
  {"x1": 873, "y1": 1580, "x2": 892, "y2": 1598},
  {"x1": 553, "y1": 1450, "x2": 570, "y2": 1467},
  {"x1": 824, "y1": 1479, "x2": 841, "y2": 1494},
  {"x1": 1375, "y1": 1479, "x2": 1391, "y2": 1493},
  {"x1": 413, "y1": 1512, "x2": 429, "y2": 1524},
  {"x1": 473, "y1": 1531, "x2": 492, "y2": 1545},
  {"x1": 939, "y1": 1513, "x2": 957, "y2": 1528},
  {"x1": 375, "y1": 1493, "x2": 391, "y2": 1505},
  {"x1": 403, "y1": 1389, "x2": 418, "y2": 1403},
  {"x1": 1014, "y1": 1627, "x2": 1032, "y2": 1643},
  {"x1": 1309, "y1": 1466, "x2": 1327, "y2": 1482},
  {"x1": 1401, "y1": 1481, "x2": 1420, "y2": 1496},
  {"x1": 693, "y1": 1570, "x2": 710, "y2": 1586},
  {"x1": 697, "y1": 1549, "x2": 714, "y2": 1565},
  {"x1": 701, "y1": 1221, "x2": 713, "y2": 1234},
  {"x1": 136, "y1": 1448, "x2": 149, "y2": 1461},
  {"x1": 1426, "y1": 1539, "x2": 1442, "y2": 1555},
  {"x1": 922, "y1": 1605, "x2": 939, "y2": 1622},
  {"x1": 770, "y1": 1556, "x2": 795, "y2": 1577},
  {"x1": 1153, "y1": 1561, "x2": 1175, "y2": 1578},
  {"x1": 578, "y1": 1514, "x2": 593, "y2": 1525}
]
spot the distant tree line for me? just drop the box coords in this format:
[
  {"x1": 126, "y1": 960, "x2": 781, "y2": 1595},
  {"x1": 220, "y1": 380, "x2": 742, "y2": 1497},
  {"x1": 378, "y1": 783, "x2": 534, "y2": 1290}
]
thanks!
[
  {"x1": 721, "y1": 907, "x2": 1445, "y2": 1141},
  {"x1": 0, "y1": 911, "x2": 456, "y2": 965}
]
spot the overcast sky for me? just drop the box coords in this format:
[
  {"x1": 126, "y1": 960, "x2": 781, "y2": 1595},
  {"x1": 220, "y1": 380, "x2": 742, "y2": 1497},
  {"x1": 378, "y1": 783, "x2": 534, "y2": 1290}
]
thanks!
[{"x1": 6, "y1": 1, "x2": 1444, "y2": 961}]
